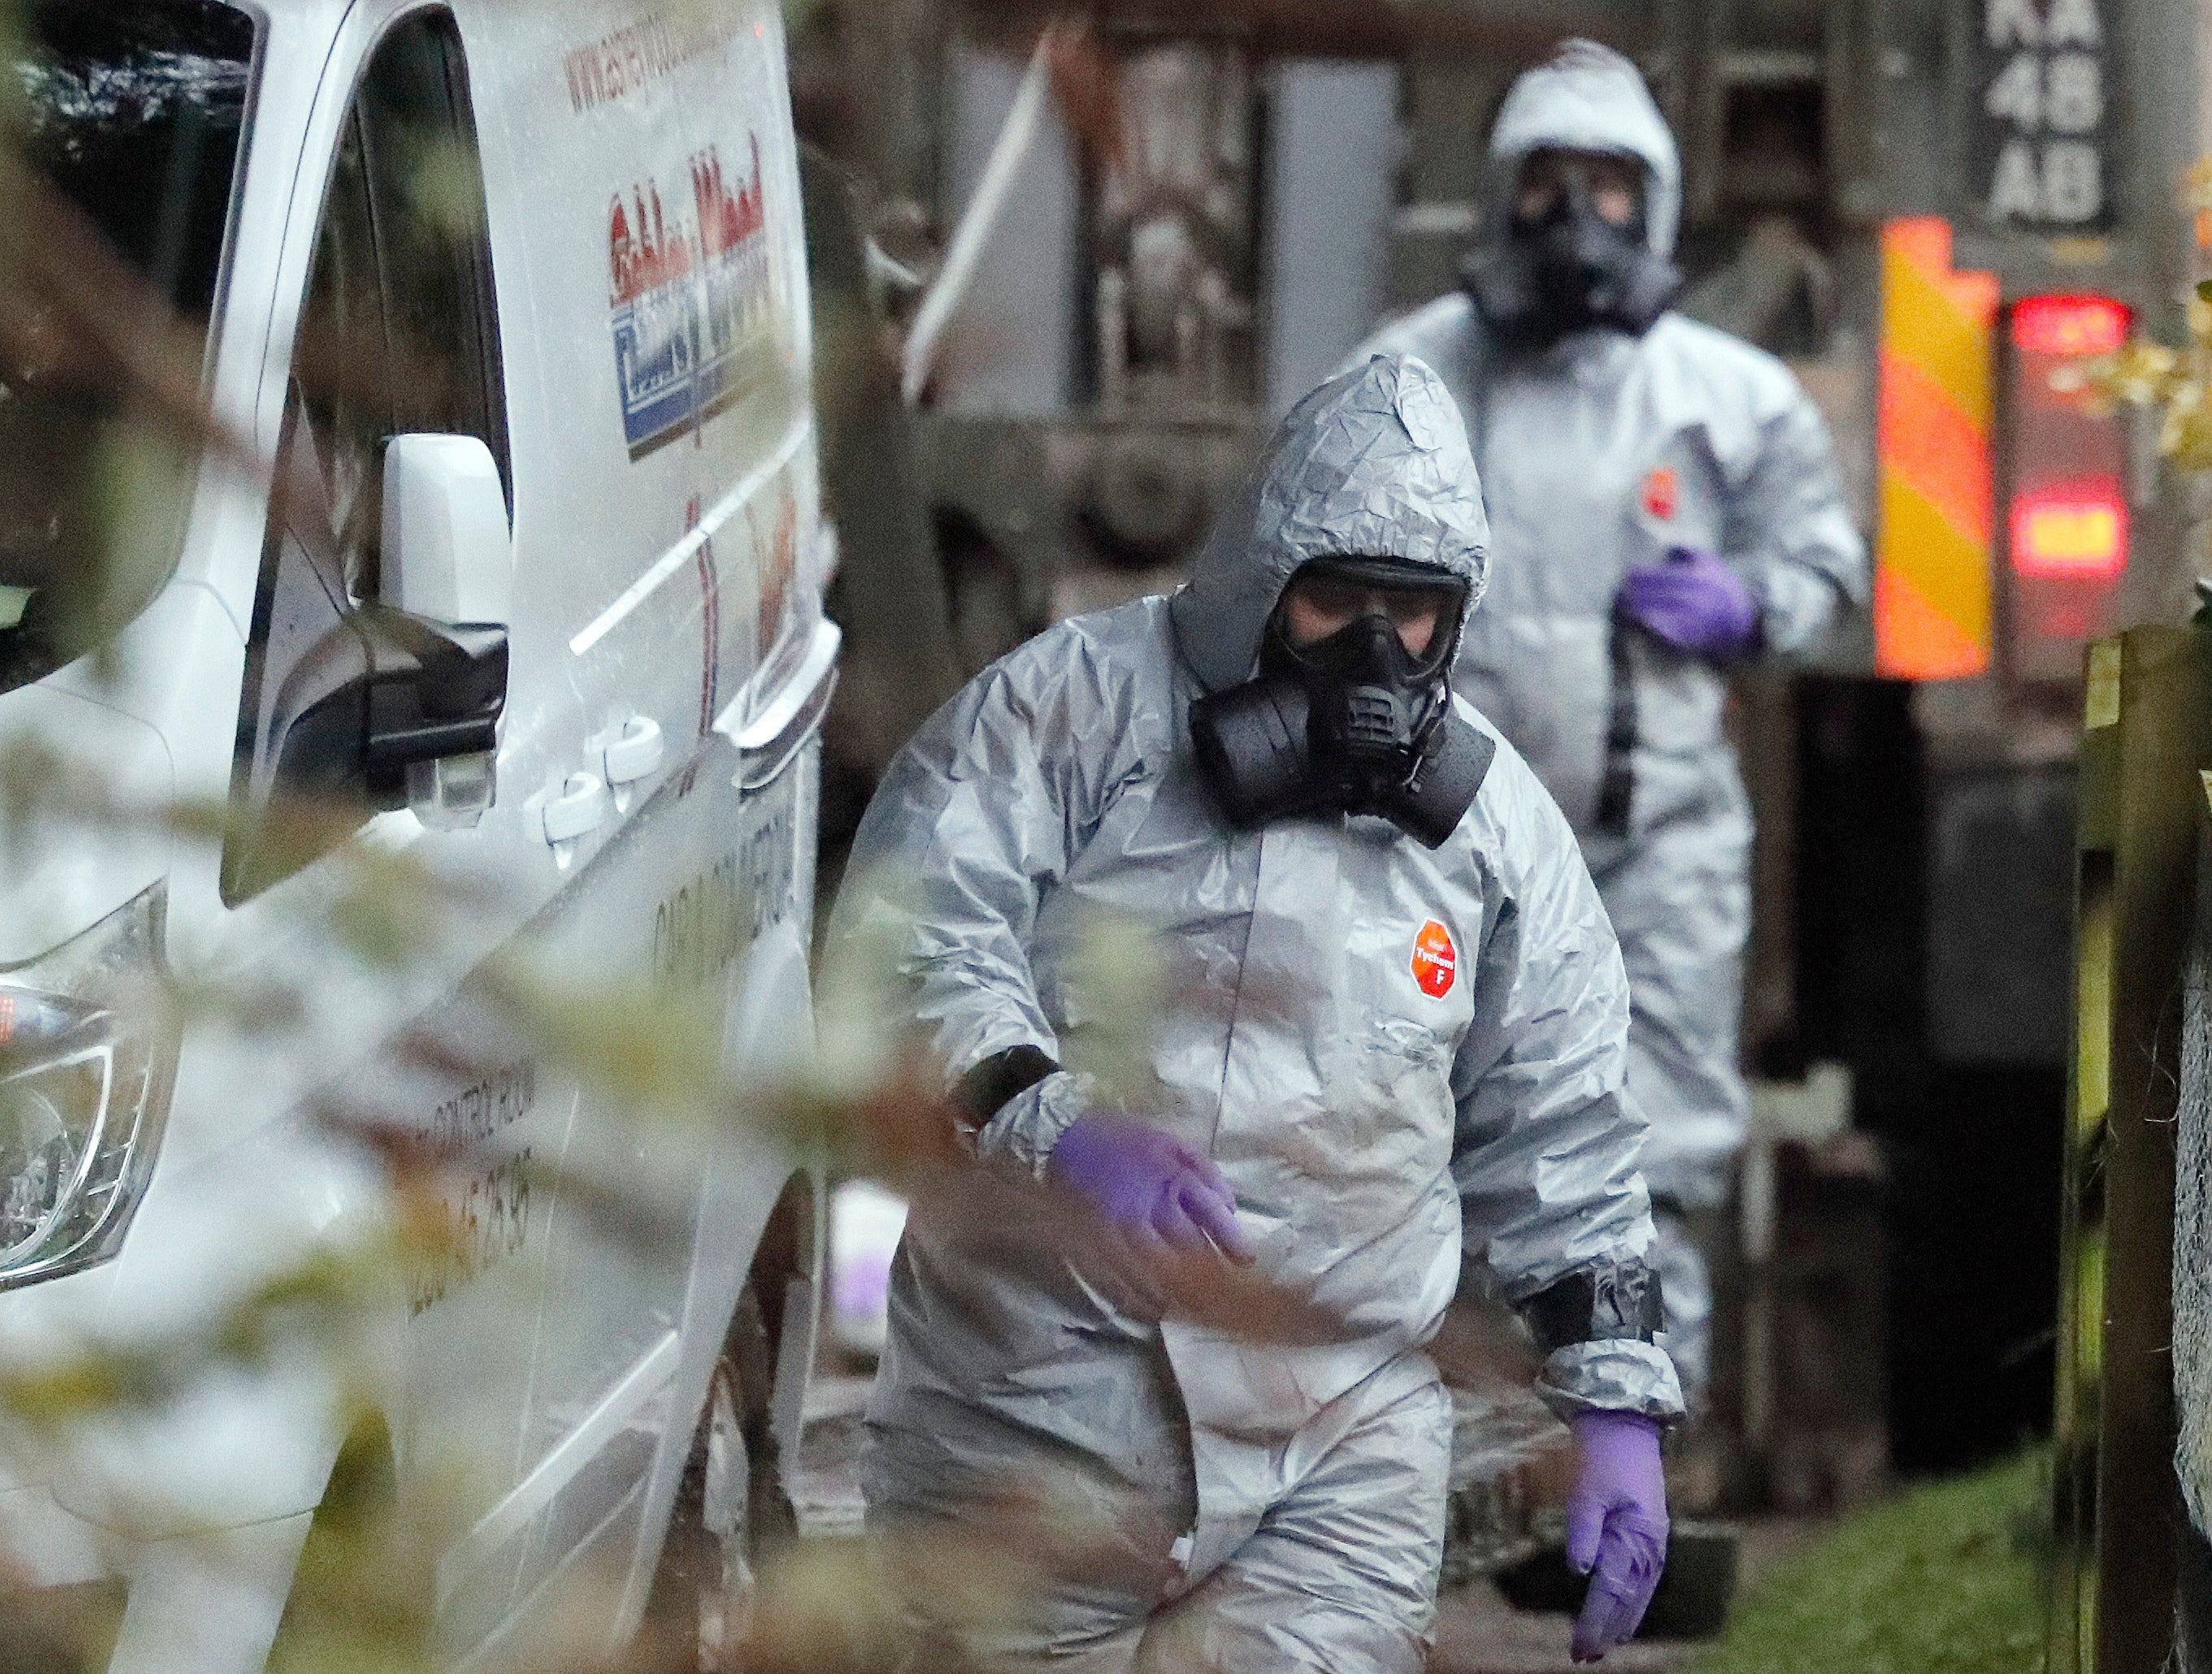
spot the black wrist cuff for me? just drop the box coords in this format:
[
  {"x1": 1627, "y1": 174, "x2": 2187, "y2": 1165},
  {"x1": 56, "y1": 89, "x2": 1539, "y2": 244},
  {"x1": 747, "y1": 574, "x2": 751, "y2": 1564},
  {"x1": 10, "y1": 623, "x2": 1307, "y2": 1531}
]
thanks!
[
  {"x1": 954, "y1": 1045, "x2": 1059, "y2": 1129},
  {"x1": 1517, "y1": 1261, "x2": 1665, "y2": 1356}
]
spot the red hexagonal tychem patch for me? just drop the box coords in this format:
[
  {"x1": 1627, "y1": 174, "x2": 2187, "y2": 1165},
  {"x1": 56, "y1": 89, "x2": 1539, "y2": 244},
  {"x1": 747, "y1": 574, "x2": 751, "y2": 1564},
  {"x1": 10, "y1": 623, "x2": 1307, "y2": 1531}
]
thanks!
[{"x1": 1411, "y1": 919, "x2": 1458, "y2": 1000}]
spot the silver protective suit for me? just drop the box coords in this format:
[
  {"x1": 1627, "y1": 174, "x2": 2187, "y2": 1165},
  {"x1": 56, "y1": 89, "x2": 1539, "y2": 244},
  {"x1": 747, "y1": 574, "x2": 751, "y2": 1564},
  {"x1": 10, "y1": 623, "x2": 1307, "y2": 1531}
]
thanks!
[
  {"x1": 835, "y1": 354, "x2": 1683, "y2": 1672},
  {"x1": 1352, "y1": 43, "x2": 1867, "y2": 1231}
]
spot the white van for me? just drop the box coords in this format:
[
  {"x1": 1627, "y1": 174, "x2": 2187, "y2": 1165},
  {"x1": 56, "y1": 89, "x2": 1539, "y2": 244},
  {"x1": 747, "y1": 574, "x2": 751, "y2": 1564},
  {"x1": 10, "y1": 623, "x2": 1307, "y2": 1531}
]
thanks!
[{"x1": 0, "y1": 0, "x2": 832, "y2": 1667}]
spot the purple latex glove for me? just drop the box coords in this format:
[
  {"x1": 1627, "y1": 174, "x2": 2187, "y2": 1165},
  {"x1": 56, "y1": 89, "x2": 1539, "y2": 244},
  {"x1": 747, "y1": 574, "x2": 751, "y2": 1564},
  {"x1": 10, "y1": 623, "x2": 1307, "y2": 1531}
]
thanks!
[
  {"x1": 1618, "y1": 547, "x2": 1761, "y2": 658},
  {"x1": 1047, "y1": 1115, "x2": 1251, "y2": 1263},
  {"x1": 1566, "y1": 1410, "x2": 1670, "y2": 1663}
]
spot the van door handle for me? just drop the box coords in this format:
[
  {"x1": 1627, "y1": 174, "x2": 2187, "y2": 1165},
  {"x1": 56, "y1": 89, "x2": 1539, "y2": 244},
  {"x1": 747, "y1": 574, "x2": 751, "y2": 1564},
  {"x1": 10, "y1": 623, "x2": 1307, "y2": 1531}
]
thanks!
[
  {"x1": 598, "y1": 716, "x2": 665, "y2": 785},
  {"x1": 716, "y1": 619, "x2": 841, "y2": 793},
  {"x1": 535, "y1": 772, "x2": 611, "y2": 845},
  {"x1": 591, "y1": 715, "x2": 665, "y2": 811}
]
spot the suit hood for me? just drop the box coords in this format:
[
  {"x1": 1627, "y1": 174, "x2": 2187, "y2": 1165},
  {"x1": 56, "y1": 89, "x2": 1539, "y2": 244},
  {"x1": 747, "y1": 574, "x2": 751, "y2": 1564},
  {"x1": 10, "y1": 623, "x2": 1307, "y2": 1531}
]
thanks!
[{"x1": 1169, "y1": 353, "x2": 1489, "y2": 694}]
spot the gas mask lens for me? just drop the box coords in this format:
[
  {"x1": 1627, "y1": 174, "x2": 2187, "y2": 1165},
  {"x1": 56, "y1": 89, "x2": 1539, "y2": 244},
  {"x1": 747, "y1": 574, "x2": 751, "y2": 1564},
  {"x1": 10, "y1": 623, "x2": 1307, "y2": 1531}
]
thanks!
[
  {"x1": 1513, "y1": 149, "x2": 1645, "y2": 237},
  {"x1": 1278, "y1": 572, "x2": 1458, "y2": 670}
]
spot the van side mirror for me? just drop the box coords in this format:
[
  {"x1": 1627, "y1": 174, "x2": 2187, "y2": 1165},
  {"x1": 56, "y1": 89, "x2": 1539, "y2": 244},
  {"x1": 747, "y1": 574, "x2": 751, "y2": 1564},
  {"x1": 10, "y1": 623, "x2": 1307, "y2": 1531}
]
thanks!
[
  {"x1": 380, "y1": 434, "x2": 512, "y2": 826},
  {"x1": 382, "y1": 435, "x2": 512, "y2": 625},
  {"x1": 266, "y1": 605, "x2": 508, "y2": 814}
]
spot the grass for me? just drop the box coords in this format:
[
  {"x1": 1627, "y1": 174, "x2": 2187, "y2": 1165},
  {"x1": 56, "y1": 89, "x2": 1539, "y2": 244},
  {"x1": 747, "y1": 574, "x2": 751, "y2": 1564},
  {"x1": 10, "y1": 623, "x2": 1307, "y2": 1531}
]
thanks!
[{"x1": 1691, "y1": 1451, "x2": 2049, "y2": 1674}]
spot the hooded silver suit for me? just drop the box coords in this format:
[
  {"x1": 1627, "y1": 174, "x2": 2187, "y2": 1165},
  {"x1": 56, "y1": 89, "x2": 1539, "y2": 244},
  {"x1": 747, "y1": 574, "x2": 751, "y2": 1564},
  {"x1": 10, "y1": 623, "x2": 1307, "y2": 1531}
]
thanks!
[
  {"x1": 1353, "y1": 45, "x2": 1866, "y2": 1246},
  {"x1": 835, "y1": 355, "x2": 1681, "y2": 1672}
]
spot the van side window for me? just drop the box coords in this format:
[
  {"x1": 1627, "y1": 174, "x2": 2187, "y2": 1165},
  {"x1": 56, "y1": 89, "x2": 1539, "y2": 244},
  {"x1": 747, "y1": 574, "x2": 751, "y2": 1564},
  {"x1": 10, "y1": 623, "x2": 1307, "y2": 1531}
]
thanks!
[{"x1": 224, "y1": 8, "x2": 505, "y2": 903}]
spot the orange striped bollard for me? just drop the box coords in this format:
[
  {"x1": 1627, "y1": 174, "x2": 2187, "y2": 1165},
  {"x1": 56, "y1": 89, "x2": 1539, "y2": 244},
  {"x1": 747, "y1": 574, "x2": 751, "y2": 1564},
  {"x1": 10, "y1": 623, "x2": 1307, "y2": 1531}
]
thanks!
[{"x1": 1875, "y1": 216, "x2": 2001, "y2": 681}]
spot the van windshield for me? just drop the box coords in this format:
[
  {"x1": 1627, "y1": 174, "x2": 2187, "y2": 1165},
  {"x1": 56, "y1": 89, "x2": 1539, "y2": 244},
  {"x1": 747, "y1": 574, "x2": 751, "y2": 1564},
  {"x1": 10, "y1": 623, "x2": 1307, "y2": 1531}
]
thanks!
[{"x1": 0, "y1": 1, "x2": 255, "y2": 691}]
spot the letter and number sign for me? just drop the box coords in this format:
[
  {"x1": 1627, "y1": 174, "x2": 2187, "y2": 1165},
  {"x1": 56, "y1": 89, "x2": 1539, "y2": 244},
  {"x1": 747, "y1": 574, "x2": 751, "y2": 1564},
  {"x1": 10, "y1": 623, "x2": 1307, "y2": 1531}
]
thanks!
[{"x1": 1972, "y1": 0, "x2": 2113, "y2": 231}]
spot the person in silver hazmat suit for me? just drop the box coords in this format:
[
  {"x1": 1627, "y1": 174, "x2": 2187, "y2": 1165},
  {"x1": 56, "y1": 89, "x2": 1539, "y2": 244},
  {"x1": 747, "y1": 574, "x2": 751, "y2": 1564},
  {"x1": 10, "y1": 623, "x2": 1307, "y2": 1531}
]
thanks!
[
  {"x1": 832, "y1": 353, "x2": 1685, "y2": 1672},
  {"x1": 1352, "y1": 41, "x2": 1868, "y2": 1396}
]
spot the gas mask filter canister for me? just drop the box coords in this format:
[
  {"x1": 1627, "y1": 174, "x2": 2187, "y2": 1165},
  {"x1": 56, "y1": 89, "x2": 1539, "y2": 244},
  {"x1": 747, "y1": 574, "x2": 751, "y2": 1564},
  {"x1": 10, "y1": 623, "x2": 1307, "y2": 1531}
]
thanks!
[{"x1": 1190, "y1": 564, "x2": 1495, "y2": 848}]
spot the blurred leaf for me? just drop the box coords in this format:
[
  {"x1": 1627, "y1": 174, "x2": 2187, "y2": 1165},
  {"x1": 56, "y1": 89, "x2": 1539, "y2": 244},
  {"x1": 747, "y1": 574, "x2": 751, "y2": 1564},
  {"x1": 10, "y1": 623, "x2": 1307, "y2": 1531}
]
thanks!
[
  {"x1": 400, "y1": 132, "x2": 486, "y2": 243},
  {"x1": 2063, "y1": 340, "x2": 2180, "y2": 418}
]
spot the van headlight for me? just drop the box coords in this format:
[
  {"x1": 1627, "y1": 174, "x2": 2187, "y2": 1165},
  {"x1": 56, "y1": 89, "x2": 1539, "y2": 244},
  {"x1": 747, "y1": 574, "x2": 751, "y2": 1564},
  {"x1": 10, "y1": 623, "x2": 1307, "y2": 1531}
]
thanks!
[{"x1": 0, "y1": 885, "x2": 175, "y2": 1290}]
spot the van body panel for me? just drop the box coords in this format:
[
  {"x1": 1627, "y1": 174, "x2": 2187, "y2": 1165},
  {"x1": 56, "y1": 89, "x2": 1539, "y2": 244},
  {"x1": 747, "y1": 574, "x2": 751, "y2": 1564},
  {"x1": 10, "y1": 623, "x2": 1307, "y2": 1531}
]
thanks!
[
  {"x1": 0, "y1": 684, "x2": 173, "y2": 966},
  {"x1": 0, "y1": 1261, "x2": 123, "y2": 1502},
  {"x1": 101, "y1": 1512, "x2": 313, "y2": 1674},
  {"x1": 625, "y1": 876, "x2": 819, "y2": 1616},
  {"x1": 455, "y1": 741, "x2": 816, "y2": 1646},
  {"x1": 461, "y1": 0, "x2": 704, "y2": 857},
  {"x1": 0, "y1": 1483, "x2": 111, "y2": 1588}
]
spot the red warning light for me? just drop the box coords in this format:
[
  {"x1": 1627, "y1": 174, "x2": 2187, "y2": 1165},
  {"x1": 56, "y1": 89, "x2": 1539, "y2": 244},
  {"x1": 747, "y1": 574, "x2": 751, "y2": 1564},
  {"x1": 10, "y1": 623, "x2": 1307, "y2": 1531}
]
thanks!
[
  {"x1": 2011, "y1": 295, "x2": 2131, "y2": 357},
  {"x1": 2011, "y1": 487, "x2": 2127, "y2": 578}
]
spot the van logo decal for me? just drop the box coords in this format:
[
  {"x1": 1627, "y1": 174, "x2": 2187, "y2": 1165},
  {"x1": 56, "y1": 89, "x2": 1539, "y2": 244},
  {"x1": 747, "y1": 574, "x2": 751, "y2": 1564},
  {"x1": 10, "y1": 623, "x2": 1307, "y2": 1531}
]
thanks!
[
  {"x1": 1411, "y1": 919, "x2": 1458, "y2": 1000},
  {"x1": 608, "y1": 137, "x2": 777, "y2": 459}
]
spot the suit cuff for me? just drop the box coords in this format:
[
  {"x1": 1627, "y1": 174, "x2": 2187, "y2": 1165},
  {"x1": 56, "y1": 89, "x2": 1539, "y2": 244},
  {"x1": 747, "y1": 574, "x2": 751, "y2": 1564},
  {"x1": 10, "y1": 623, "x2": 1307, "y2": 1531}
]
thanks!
[
  {"x1": 1534, "y1": 1339, "x2": 1687, "y2": 1425},
  {"x1": 974, "y1": 1068, "x2": 1095, "y2": 1180},
  {"x1": 1748, "y1": 559, "x2": 1844, "y2": 655}
]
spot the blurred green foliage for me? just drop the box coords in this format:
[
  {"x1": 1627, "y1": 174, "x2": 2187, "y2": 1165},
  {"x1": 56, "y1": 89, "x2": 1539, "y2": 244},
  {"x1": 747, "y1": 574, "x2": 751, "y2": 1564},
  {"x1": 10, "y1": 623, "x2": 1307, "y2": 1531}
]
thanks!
[
  {"x1": 1692, "y1": 1451, "x2": 2050, "y2": 1674},
  {"x1": 2058, "y1": 159, "x2": 2212, "y2": 472}
]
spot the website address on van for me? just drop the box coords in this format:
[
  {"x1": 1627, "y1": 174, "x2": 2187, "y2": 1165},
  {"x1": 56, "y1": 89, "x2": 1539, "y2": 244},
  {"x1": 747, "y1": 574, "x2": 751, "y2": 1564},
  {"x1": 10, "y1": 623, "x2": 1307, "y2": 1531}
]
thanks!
[{"x1": 563, "y1": 6, "x2": 748, "y2": 116}]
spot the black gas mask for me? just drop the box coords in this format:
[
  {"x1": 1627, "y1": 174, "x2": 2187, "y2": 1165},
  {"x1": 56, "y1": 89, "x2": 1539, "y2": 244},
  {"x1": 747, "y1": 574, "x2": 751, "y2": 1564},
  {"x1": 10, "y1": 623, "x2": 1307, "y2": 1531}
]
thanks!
[
  {"x1": 1189, "y1": 560, "x2": 1495, "y2": 848},
  {"x1": 1463, "y1": 154, "x2": 1678, "y2": 347}
]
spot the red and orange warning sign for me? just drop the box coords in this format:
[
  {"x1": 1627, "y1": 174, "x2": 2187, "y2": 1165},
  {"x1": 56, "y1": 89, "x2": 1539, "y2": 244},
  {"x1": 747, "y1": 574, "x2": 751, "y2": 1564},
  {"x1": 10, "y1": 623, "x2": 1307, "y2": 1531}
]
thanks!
[{"x1": 1411, "y1": 919, "x2": 1458, "y2": 1000}]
